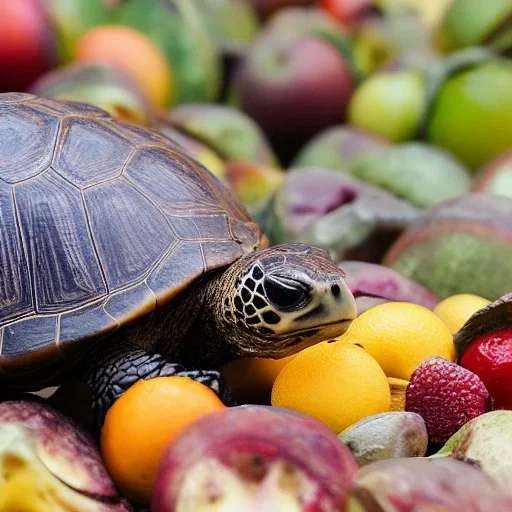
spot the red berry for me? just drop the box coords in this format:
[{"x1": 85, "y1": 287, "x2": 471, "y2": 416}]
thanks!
[
  {"x1": 406, "y1": 357, "x2": 492, "y2": 444},
  {"x1": 460, "y1": 327, "x2": 512, "y2": 410}
]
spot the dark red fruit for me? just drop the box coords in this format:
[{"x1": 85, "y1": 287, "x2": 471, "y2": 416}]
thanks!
[
  {"x1": 460, "y1": 328, "x2": 512, "y2": 410},
  {"x1": 406, "y1": 357, "x2": 492, "y2": 444}
]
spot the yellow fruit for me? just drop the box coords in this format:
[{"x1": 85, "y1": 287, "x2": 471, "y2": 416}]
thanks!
[
  {"x1": 388, "y1": 377, "x2": 409, "y2": 411},
  {"x1": 271, "y1": 341, "x2": 390, "y2": 433},
  {"x1": 433, "y1": 294, "x2": 491, "y2": 334},
  {"x1": 342, "y1": 302, "x2": 455, "y2": 380},
  {"x1": 220, "y1": 355, "x2": 295, "y2": 404}
]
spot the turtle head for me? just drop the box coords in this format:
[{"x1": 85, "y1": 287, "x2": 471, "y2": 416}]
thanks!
[{"x1": 222, "y1": 243, "x2": 357, "y2": 358}]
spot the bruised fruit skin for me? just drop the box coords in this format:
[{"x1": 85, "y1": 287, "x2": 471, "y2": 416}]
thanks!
[
  {"x1": 405, "y1": 357, "x2": 492, "y2": 444},
  {"x1": 267, "y1": 168, "x2": 419, "y2": 263},
  {"x1": 338, "y1": 412, "x2": 428, "y2": 466},
  {"x1": 385, "y1": 193, "x2": 512, "y2": 300},
  {"x1": 351, "y1": 457, "x2": 512, "y2": 511},
  {"x1": 341, "y1": 260, "x2": 440, "y2": 309},
  {"x1": 434, "y1": 410, "x2": 512, "y2": 493},
  {"x1": 153, "y1": 405, "x2": 358, "y2": 512},
  {"x1": 0, "y1": 398, "x2": 131, "y2": 511},
  {"x1": 0, "y1": 0, "x2": 58, "y2": 92}
]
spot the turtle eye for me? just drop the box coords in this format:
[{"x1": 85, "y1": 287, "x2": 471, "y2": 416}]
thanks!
[{"x1": 263, "y1": 276, "x2": 310, "y2": 311}]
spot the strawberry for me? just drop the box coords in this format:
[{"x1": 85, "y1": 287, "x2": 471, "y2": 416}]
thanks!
[{"x1": 405, "y1": 357, "x2": 492, "y2": 444}]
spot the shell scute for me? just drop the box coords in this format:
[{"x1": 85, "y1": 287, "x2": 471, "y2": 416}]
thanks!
[
  {"x1": 0, "y1": 104, "x2": 59, "y2": 184},
  {"x1": 84, "y1": 178, "x2": 177, "y2": 290},
  {"x1": 53, "y1": 117, "x2": 135, "y2": 188},
  {"x1": 15, "y1": 170, "x2": 107, "y2": 312}
]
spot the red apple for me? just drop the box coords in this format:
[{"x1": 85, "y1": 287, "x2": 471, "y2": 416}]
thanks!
[
  {"x1": 235, "y1": 34, "x2": 356, "y2": 159},
  {"x1": 0, "y1": 0, "x2": 58, "y2": 92}
]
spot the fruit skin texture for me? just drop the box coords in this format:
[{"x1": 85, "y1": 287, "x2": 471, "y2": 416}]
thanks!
[
  {"x1": 338, "y1": 411, "x2": 428, "y2": 466},
  {"x1": 385, "y1": 193, "x2": 512, "y2": 300},
  {"x1": 0, "y1": 397, "x2": 131, "y2": 511},
  {"x1": 434, "y1": 293, "x2": 491, "y2": 334},
  {"x1": 434, "y1": 410, "x2": 512, "y2": 493},
  {"x1": 101, "y1": 376, "x2": 225, "y2": 505},
  {"x1": 405, "y1": 357, "x2": 492, "y2": 444},
  {"x1": 272, "y1": 341, "x2": 390, "y2": 432},
  {"x1": 348, "y1": 70, "x2": 425, "y2": 143},
  {"x1": 343, "y1": 302, "x2": 455, "y2": 380},
  {"x1": 460, "y1": 327, "x2": 512, "y2": 410},
  {"x1": 76, "y1": 24, "x2": 173, "y2": 108},
  {"x1": 351, "y1": 457, "x2": 512, "y2": 511},
  {"x1": 427, "y1": 61, "x2": 512, "y2": 170},
  {"x1": 152, "y1": 405, "x2": 358, "y2": 512},
  {"x1": 0, "y1": 0, "x2": 57, "y2": 92}
]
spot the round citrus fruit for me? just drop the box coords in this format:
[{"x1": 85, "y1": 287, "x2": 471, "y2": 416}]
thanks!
[
  {"x1": 220, "y1": 355, "x2": 295, "y2": 404},
  {"x1": 271, "y1": 341, "x2": 390, "y2": 433},
  {"x1": 342, "y1": 302, "x2": 455, "y2": 380},
  {"x1": 434, "y1": 294, "x2": 491, "y2": 334},
  {"x1": 101, "y1": 376, "x2": 225, "y2": 504},
  {"x1": 76, "y1": 25, "x2": 173, "y2": 108}
]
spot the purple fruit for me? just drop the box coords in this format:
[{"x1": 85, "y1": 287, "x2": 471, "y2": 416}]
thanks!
[
  {"x1": 153, "y1": 405, "x2": 357, "y2": 511},
  {"x1": 342, "y1": 260, "x2": 440, "y2": 309},
  {"x1": 266, "y1": 167, "x2": 419, "y2": 263}
]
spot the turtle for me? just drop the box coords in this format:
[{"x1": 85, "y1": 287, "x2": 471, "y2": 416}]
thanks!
[{"x1": 0, "y1": 93, "x2": 357, "y2": 419}]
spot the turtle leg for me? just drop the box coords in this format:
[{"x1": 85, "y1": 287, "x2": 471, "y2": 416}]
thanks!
[{"x1": 82, "y1": 344, "x2": 236, "y2": 428}]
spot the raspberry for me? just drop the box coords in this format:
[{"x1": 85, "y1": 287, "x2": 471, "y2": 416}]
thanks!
[
  {"x1": 460, "y1": 328, "x2": 512, "y2": 410},
  {"x1": 405, "y1": 357, "x2": 492, "y2": 444}
]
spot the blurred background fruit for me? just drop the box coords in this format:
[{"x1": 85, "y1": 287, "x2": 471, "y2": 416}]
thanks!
[
  {"x1": 319, "y1": 0, "x2": 376, "y2": 29},
  {"x1": 348, "y1": 70, "x2": 425, "y2": 142},
  {"x1": 30, "y1": 62, "x2": 154, "y2": 124},
  {"x1": 113, "y1": 0, "x2": 221, "y2": 104},
  {"x1": 266, "y1": 168, "x2": 419, "y2": 262},
  {"x1": 385, "y1": 194, "x2": 512, "y2": 300},
  {"x1": 425, "y1": 57, "x2": 512, "y2": 170},
  {"x1": 75, "y1": 24, "x2": 173, "y2": 108},
  {"x1": 0, "y1": 0, "x2": 58, "y2": 92},
  {"x1": 249, "y1": 0, "x2": 314, "y2": 21},
  {"x1": 272, "y1": 341, "x2": 391, "y2": 432},
  {"x1": 473, "y1": 148, "x2": 512, "y2": 198}
]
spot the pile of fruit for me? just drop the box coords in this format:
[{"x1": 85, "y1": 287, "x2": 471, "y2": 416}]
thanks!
[{"x1": 2, "y1": 0, "x2": 512, "y2": 511}]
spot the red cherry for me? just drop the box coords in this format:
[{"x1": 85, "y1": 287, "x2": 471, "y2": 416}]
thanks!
[{"x1": 460, "y1": 328, "x2": 512, "y2": 410}]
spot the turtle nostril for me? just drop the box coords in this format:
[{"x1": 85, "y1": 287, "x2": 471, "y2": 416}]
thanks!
[{"x1": 331, "y1": 284, "x2": 341, "y2": 298}]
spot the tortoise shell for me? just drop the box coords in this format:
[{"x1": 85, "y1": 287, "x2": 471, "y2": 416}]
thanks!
[{"x1": 0, "y1": 93, "x2": 261, "y2": 374}]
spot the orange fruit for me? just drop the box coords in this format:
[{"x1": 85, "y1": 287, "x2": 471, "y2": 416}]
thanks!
[
  {"x1": 76, "y1": 25, "x2": 173, "y2": 108},
  {"x1": 272, "y1": 341, "x2": 390, "y2": 433},
  {"x1": 342, "y1": 302, "x2": 455, "y2": 380},
  {"x1": 220, "y1": 355, "x2": 295, "y2": 404},
  {"x1": 433, "y1": 294, "x2": 491, "y2": 334},
  {"x1": 100, "y1": 376, "x2": 225, "y2": 504}
]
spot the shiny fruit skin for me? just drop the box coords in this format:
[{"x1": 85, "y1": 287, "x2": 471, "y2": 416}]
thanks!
[{"x1": 461, "y1": 328, "x2": 512, "y2": 410}]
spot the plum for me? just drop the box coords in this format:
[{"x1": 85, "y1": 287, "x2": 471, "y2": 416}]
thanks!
[
  {"x1": 350, "y1": 457, "x2": 512, "y2": 511},
  {"x1": 152, "y1": 405, "x2": 358, "y2": 511},
  {"x1": 0, "y1": 396, "x2": 131, "y2": 511}
]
